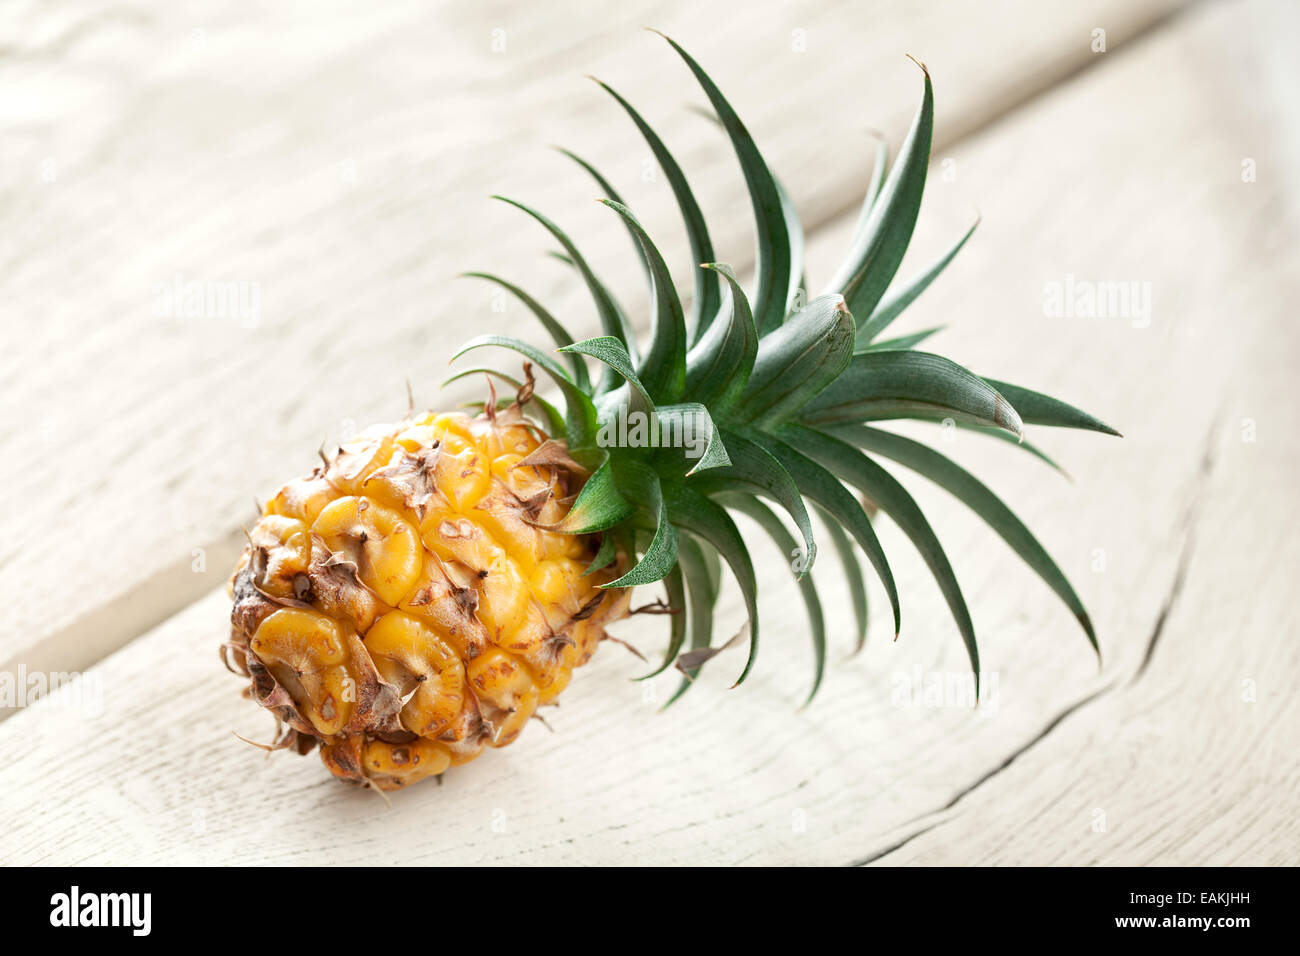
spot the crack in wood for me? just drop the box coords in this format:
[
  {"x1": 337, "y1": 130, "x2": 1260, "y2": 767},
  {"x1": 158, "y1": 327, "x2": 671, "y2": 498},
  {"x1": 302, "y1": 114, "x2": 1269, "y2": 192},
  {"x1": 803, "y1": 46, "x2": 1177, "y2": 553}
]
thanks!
[
  {"x1": 849, "y1": 820, "x2": 945, "y2": 867},
  {"x1": 851, "y1": 406, "x2": 1231, "y2": 866},
  {"x1": 1134, "y1": 410, "x2": 1222, "y2": 680},
  {"x1": 850, "y1": 684, "x2": 1114, "y2": 865}
]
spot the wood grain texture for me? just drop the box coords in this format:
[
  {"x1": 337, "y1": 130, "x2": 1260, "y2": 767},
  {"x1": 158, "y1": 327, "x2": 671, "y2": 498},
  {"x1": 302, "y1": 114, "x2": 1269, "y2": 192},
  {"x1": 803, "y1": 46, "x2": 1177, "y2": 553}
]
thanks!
[
  {"x1": 3, "y1": 0, "x2": 1297, "y2": 866},
  {"x1": 0, "y1": 0, "x2": 1186, "y2": 685}
]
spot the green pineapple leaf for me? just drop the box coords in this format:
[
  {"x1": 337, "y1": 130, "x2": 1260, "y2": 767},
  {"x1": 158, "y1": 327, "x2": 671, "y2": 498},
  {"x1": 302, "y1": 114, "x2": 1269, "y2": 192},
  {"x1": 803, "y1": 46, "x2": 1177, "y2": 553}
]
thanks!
[
  {"x1": 663, "y1": 483, "x2": 760, "y2": 687},
  {"x1": 722, "y1": 494, "x2": 827, "y2": 704},
  {"x1": 607, "y1": 465, "x2": 678, "y2": 588},
  {"x1": 560, "y1": 335, "x2": 654, "y2": 415},
  {"x1": 493, "y1": 196, "x2": 636, "y2": 388},
  {"x1": 656, "y1": 31, "x2": 793, "y2": 334},
  {"x1": 702, "y1": 427, "x2": 816, "y2": 574},
  {"x1": 656, "y1": 402, "x2": 731, "y2": 475},
  {"x1": 685, "y1": 263, "x2": 759, "y2": 410},
  {"x1": 759, "y1": 435, "x2": 901, "y2": 637},
  {"x1": 815, "y1": 505, "x2": 870, "y2": 653},
  {"x1": 656, "y1": 563, "x2": 689, "y2": 680},
  {"x1": 802, "y1": 350, "x2": 1023, "y2": 436},
  {"x1": 452, "y1": 334, "x2": 598, "y2": 448},
  {"x1": 598, "y1": 200, "x2": 688, "y2": 404},
  {"x1": 985, "y1": 379, "x2": 1120, "y2": 435},
  {"x1": 589, "y1": 76, "x2": 722, "y2": 338},
  {"x1": 740, "y1": 294, "x2": 856, "y2": 426},
  {"x1": 827, "y1": 58, "x2": 933, "y2": 322},
  {"x1": 458, "y1": 272, "x2": 591, "y2": 390},
  {"x1": 783, "y1": 424, "x2": 980, "y2": 691},
  {"x1": 548, "y1": 451, "x2": 633, "y2": 534},
  {"x1": 838, "y1": 424, "x2": 1098, "y2": 655},
  {"x1": 660, "y1": 535, "x2": 717, "y2": 701},
  {"x1": 857, "y1": 215, "x2": 979, "y2": 345},
  {"x1": 583, "y1": 532, "x2": 619, "y2": 577}
]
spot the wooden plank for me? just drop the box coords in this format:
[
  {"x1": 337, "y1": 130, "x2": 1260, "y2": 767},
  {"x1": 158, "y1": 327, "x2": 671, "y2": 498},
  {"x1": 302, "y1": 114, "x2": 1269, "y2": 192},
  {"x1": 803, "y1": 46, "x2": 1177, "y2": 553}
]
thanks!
[
  {"x1": 0, "y1": 0, "x2": 1187, "y2": 691},
  {"x1": 5, "y1": 0, "x2": 1290, "y2": 865},
  {"x1": 876, "y1": 405, "x2": 1300, "y2": 865},
  {"x1": 869, "y1": 0, "x2": 1300, "y2": 863}
]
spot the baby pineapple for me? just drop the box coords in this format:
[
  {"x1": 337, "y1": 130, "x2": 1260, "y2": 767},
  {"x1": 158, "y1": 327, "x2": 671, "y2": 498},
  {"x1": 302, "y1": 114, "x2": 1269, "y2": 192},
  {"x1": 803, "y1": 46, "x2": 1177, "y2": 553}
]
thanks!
[{"x1": 227, "y1": 407, "x2": 627, "y2": 790}]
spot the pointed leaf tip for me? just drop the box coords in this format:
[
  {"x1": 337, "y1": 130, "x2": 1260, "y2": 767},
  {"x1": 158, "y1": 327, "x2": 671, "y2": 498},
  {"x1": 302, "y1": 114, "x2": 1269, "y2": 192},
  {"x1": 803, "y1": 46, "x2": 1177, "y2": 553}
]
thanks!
[
  {"x1": 995, "y1": 394, "x2": 1024, "y2": 436},
  {"x1": 984, "y1": 378, "x2": 1120, "y2": 436},
  {"x1": 1079, "y1": 612, "x2": 1101, "y2": 659},
  {"x1": 905, "y1": 53, "x2": 929, "y2": 74},
  {"x1": 661, "y1": 34, "x2": 792, "y2": 334}
]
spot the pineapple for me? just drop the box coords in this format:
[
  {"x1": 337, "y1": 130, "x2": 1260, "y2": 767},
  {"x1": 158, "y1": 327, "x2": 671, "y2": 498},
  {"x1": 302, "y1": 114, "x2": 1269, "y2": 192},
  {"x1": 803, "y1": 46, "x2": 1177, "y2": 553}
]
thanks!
[
  {"x1": 226, "y1": 37, "x2": 1116, "y2": 790},
  {"x1": 227, "y1": 407, "x2": 631, "y2": 788}
]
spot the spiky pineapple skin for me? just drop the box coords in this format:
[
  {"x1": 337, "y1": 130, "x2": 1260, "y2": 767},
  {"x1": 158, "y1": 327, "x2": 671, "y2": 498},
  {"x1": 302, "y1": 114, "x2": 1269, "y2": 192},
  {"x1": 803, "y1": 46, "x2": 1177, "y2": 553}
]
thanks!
[{"x1": 226, "y1": 407, "x2": 628, "y2": 790}]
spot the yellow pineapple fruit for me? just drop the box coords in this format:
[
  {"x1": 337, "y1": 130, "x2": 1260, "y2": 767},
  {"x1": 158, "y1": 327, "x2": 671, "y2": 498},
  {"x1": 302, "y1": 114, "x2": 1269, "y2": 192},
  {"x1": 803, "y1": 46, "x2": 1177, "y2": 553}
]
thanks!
[{"x1": 227, "y1": 404, "x2": 629, "y2": 790}]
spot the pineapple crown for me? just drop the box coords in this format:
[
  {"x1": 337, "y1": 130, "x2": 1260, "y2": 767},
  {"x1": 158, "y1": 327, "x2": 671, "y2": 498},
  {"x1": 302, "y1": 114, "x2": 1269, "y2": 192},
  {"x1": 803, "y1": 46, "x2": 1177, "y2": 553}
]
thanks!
[{"x1": 453, "y1": 34, "x2": 1118, "y2": 703}]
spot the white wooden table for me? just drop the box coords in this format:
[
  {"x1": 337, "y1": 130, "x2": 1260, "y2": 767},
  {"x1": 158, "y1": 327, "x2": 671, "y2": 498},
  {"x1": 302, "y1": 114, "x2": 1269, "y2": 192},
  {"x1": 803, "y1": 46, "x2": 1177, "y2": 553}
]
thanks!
[{"x1": 2, "y1": 0, "x2": 1297, "y2": 865}]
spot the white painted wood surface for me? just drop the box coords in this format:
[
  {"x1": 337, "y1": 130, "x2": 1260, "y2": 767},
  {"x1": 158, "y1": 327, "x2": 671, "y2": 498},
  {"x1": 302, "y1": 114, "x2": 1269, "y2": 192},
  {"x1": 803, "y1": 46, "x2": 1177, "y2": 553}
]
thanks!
[
  {"x1": 3, "y1": 0, "x2": 1298, "y2": 866},
  {"x1": 0, "y1": 0, "x2": 1183, "y2": 683}
]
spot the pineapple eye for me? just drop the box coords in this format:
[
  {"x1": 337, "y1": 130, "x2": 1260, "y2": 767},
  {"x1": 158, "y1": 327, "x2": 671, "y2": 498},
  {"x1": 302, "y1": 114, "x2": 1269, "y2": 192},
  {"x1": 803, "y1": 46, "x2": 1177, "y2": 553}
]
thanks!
[
  {"x1": 430, "y1": 412, "x2": 474, "y2": 442},
  {"x1": 311, "y1": 495, "x2": 422, "y2": 606},
  {"x1": 397, "y1": 556, "x2": 490, "y2": 662},
  {"x1": 364, "y1": 610, "x2": 465, "y2": 737},
  {"x1": 325, "y1": 434, "x2": 398, "y2": 496},
  {"x1": 266, "y1": 474, "x2": 337, "y2": 525},
  {"x1": 466, "y1": 648, "x2": 540, "y2": 747},
  {"x1": 245, "y1": 515, "x2": 312, "y2": 600},
  {"x1": 250, "y1": 608, "x2": 355, "y2": 738},
  {"x1": 432, "y1": 437, "x2": 491, "y2": 510},
  {"x1": 530, "y1": 559, "x2": 593, "y2": 625},
  {"x1": 362, "y1": 738, "x2": 451, "y2": 786},
  {"x1": 417, "y1": 510, "x2": 536, "y2": 640},
  {"x1": 469, "y1": 418, "x2": 536, "y2": 459},
  {"x1": 393, "y1": 423, "x2": 441, "y2": 452}
]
